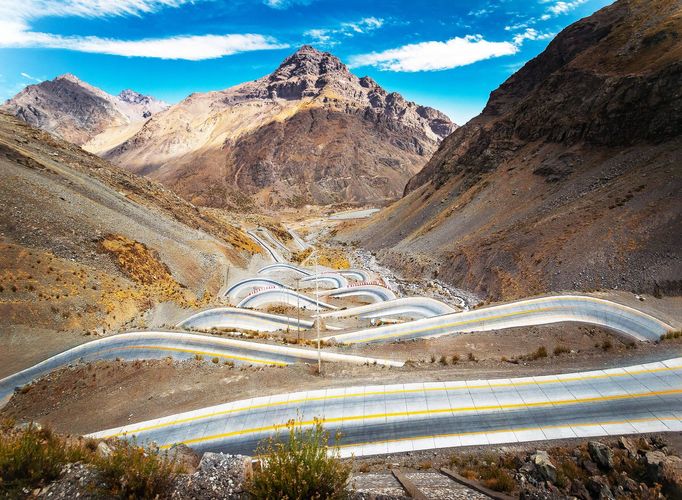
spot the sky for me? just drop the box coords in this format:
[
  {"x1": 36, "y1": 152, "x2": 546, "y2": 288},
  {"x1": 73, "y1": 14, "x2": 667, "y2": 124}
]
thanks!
[{"x1": 0, "y1": 0, "x2": 614, "y2": 124}]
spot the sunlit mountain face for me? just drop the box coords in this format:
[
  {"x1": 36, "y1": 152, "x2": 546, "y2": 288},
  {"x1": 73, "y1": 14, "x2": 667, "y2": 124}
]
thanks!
[{"x1": 0, "y1": 0, "x2": 613, "y2": 124}]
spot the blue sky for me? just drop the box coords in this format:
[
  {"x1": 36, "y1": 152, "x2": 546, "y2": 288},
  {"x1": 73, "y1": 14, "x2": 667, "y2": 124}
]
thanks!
[{"x1": 0, "y1": 0, "x2": 613, "y2": 124}]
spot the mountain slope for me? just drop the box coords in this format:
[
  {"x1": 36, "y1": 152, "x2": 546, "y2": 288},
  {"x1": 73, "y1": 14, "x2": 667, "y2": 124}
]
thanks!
[
  {"x1": 2, "y1": 74, "x2": 167, "y2": 146},
  {"x1": 96, "y1": 46, "x2": 456, "y2": 208},
  {"x1": 340, "y1": 0, "x2": 681, "y2": 301},
  {"x1": 0, "y1": 110, "x2": 260, "y2": 372}
]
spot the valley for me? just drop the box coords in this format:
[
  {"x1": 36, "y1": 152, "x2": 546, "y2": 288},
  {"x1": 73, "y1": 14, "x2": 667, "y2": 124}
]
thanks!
[{"x1": 0, "y1": 0, "x2": 680, "y2": 497}]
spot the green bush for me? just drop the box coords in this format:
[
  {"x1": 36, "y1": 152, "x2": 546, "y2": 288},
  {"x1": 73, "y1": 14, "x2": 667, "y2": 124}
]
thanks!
[
  {"x1": 0, "y1": 425, "x2": 87, "y2": 493},
  {"x1": 95, "y1": 440, "x2": 178, "y2": 499},
  {"x1": 248, "y1": 419, "x2": 351, "y2": 499}
]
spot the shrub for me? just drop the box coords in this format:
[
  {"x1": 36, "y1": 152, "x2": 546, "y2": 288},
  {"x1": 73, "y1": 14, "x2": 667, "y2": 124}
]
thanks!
[
  {"x1": 248, "y1": 420, "x2": 351, "y2": 500},
  {"x1": 467, "y1": 353, "x2": 477, "y2": 362},
  {"x1": 439, "y1": 355, "x2": 448, "y2": 365},
  {"x1": 0, "y1": 425, "x2": 87, "y2": 494},
  {"x1": 95, "y1": 440, "x2": 178, "y2": 498},
  {"x1": 211, "y1": 357, "x2": 219, "y2": 364},
  {"x1": 524, "y1": 346, "x2": 547, "y2": 361},
  {"x1": 553, "y1": 345, "x2": 570, "y2": 356},
  {"x1": 601, "y1": 339, "x2": 613, "y2": 351},
  {"x1": 430, "y1": 354, "x2": 436, "y2": 363},
  {"x1": 451, "y1": 354, "x2": 460, "y2": 364}
]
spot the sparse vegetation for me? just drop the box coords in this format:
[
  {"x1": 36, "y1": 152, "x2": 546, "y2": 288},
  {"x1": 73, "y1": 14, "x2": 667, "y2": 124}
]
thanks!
[
  {"x1": 95, "y1": 440, "x2": 179, "y2": 499},
  {"x1": 248, "y1": 420, "x2": 351, "y2": 499},
  {"x1": 553, "y1": 345, "x2": 570, "y2": 356},
  {"x1": 661, "y1": 330, "x2": 682, "y2": 341},
  {"x1": 467, "y1": 352, "x2": 477, "y2": 362},
  {"x1": 0, "y1": 424, "x2": 177, "y2": 498},
  {"x1": 601, "y1": 339, "x2": 613, "y2": 351}
]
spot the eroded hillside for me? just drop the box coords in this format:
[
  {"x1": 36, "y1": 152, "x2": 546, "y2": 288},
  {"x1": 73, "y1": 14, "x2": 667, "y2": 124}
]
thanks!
[
  {"x1": 0, "y1": 111, "x2": 259, "y2": 371},
  {"x1": 340, "y1": 0, "x2": 682, "y2": 301}
]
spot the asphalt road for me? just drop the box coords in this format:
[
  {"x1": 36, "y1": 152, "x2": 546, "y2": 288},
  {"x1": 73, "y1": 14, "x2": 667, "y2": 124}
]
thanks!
[
  {"x1": 322, "y1": 295, "x2": 673, "y2": 344},
  {"x1": 89, "y1": 358, "x2": 682, "y2": 458},
  {"x1": 0, "y1": 331, "x2": 402, "y2": 402},
  {"x1": 316, "y1": 297, "x2": 457, "y2": 321},
  {"x1": 177, "y1": 306, "x2": 313, "y2": 332}
]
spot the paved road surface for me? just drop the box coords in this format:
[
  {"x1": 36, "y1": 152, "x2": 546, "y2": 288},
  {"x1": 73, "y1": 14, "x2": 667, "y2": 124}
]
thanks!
[
  {"x1": 319, "y1": 285, "x2": 398, "y2": 303},
  {"x1": 177, "y1": 307, "x2": 312, "y2": 332},
  {"x1": 316, "y1": 297, "x2": 456, "y2": 321},
  {"x1": 322, "y1": 295, "x2": 672, "y2": 344},
  {"x1": 237, "y1": 288, "x2": 338, "y2": 311},
  {"x1": 89, "y1": 358, "x2": 682, "y2": 458},
  {"x1": 0, "y1": 331, "x2": 403, "y2": 402}
]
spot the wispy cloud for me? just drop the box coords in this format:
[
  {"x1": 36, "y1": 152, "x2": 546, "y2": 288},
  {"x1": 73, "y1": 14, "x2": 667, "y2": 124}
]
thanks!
[
  {"x1": 540, "y1": 0, "x2": 587, "y2": 20},
  {"x1": 0, "y1": 0, "x2": 288, "y2": 60},
  {"x1": 20, "y1": 72, "x2": 41, "y2": 82},
  {"x1": 305, "y1": 17, "x2": 384, "y2": 47},
  {"x1": 512, "y1": 28, "x2": 555, "y2": 45},
  {"x1": 263, "y1": 0, "x2": 312, "y2": 9},
  {"x1": 348, "y1": 35, "x2": 518, "y2": 72}
]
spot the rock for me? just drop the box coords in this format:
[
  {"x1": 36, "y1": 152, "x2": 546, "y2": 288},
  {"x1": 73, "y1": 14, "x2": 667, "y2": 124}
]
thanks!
[
  {"x1": 569, "y1": 479, "x2": 591, "y2": 499},
  {"x1": 16, "y1": 421, "x2": 42, "y2": 431},
  {"x1": 96, "y1": 441, "x2": 113, "y2": 458},
  {"x1": 530, "y1": 451, "x2": 557, "y2": 483},
  {"x1": 645, "y1": 450, "x2": 682, "y2": 497},
  {"x1": 165, "y1": 443, "x2": 200, "y2": 473},
  {"x1": 645, "y1": 450, "x2": 667, "y2": 481},
  {"x1": 171, "y1": 452, "x2": 250, "y2": 499},
  {"x1": 588, "y1": 441, "x2": 614, "y2": 470},
  {"x1": 581, "y1": 459, "x2": 599, "y2": 476},
  {"x1": 618, "y1": 436, "x2": 638, "y2": 457},
  {"x1": 587, "y1": 476, "x2": 615, "y2": 500}
]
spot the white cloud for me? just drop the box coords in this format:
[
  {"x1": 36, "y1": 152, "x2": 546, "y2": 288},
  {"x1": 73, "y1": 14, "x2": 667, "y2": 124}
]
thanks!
[
  {"x1": 263, "y1": 0, "x2": 312, "y2": 9},
  {"x1": 348, "y1": 35, "x2": 518, "y2": 72},
  {"x1": 512, "y1": 28, "x2": 554, "y2": 46},
  {"x1": 341, "y1": 17, "x2": 383, "y2": 34},
  {"x1": 541, "y1": 0, "x2": 587, "y2": 19},
  {"x1": 0, "y1": 0, "x2": 193, "y2": 21},
  {"x1": 0, "y1": 0, "x2": 288, "y2": 60},
  {"x1": 468, "y1": 8, "x2": 491, "y2": 17},
  {"x1": 20, "y1": 72, "x2": 41, "y2": 82},
  {"x1": 304, "y1": 17, "x2": 384, "y2": 47}
]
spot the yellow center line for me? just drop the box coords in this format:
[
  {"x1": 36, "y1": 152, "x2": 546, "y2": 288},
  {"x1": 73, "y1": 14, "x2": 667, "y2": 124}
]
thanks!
[
  {"x1": 339, "y1": 295, "x2": 671, "y2": 344},
  {"x1": 161, "y1": 388, "x2": 682, "y2": 449},
  {"x1": 347, "y1": 306, "x2": 559, "y2": 343},
  {"x1": 101, "y1": 364, "x2": 680, "y2": 438}
]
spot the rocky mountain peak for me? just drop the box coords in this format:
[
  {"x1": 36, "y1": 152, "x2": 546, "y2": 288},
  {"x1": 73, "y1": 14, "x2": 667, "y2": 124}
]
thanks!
[
  {"x1": 265, "y1": 45, "x2": 353, "y2": 99},
  {"x1": 55, "y1": 73, "x2": 82, "y2": 84},
  {"x1": 118, "y1": 89, "x2": 148, "y2": 104}
]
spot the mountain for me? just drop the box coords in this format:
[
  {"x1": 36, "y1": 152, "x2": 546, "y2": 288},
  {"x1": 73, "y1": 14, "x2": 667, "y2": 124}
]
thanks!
[
  {"x1": 91, "y1": 45, "x2": 456, "y2": 208},
  {"x1": 0, "y1": 110, "x2": 261, "y2": 371},
  {"x1": 2, "y1": 74, "x2": 167, "y2": 146},
  {"x1": 340, "y1": 0, "x2": 681, "y2": 301}
]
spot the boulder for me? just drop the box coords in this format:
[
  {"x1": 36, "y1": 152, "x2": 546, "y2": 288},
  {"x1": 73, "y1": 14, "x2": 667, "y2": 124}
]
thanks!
[
  {"x1": 618, "y1": 436, "x2": 638, "y2": 458},
  {"x1": 588, "y1": 441, "x2": 614, "y2": 470},
  {"x1": 95, "y1": 441, "x2": 113, "y2": 458},
  {"x1": 530, "y1": 451, "x2": 557, "y2": 483},
  {"x1": 587, "y1": 476, "x2": 615, "y2": 500}
]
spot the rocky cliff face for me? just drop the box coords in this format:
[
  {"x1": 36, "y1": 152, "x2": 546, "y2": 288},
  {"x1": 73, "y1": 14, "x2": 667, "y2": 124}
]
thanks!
[
  {"x1": 2, "y1": 74, "x2": 167, "y2": 146},
  {"x1": 98, "y1": 46, "x2": 456, "y2": 208},
  {"x1": 342, "y1": 0, "x2": 681, "y2": 301}
]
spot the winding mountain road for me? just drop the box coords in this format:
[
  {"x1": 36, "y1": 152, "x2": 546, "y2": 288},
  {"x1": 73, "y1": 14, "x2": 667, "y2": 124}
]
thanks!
[
  {"x1": 316, "y1": 297, "x2": 457, "y2": 321},
  {"x1": 88, "y1": 358, "x2": 682, "y2": 458},
  {"x1": 0, "y1": 331, "x2": 403, "y2": 402},
  {"x1": 177, "y1": 307, "x2": 311, "y2": 332},
  {"x1": 322, "y1": 295, "x2": 673, "y2": 344},
  {"x1": 319, "y1": 285, "x2": 398, "y2": 303},
  {"x1": 237, "y1": 288, "x2": 338, "y2": 311}
]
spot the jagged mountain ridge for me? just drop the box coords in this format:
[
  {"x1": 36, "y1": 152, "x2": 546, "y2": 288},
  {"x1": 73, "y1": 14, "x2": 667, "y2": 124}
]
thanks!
[
  {"x1": 341, "y1": 0, "x2": 681, "y2": 301},
  {"x1": 96, "y1": 45, "x2": 456, "y2": 208},
  {"x1": 2, "y1": 74, "x2": 168, "y2": 146}
]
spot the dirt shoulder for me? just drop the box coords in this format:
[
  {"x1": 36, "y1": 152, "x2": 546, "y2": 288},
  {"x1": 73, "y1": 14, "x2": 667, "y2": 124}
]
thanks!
[{"x1": 3, "y1": 331, "x2": 681, "y2": 436}]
